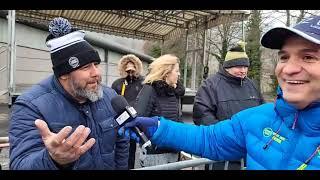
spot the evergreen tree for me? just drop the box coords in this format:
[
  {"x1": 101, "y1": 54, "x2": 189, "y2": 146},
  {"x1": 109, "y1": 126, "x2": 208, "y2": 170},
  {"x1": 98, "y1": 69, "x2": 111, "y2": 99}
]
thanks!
[
  {"x1": 246, "y1": 10, "x2": 262, "y2": 89},
  {"x1": 149, "y1": 43, "x2": 162, "y2": 58}
]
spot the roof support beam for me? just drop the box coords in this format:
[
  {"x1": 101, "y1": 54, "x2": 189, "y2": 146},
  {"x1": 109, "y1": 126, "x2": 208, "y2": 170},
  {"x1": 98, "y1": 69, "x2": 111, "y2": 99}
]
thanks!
[
  {"x1": 13, "y1": 10, "x2": 249, "y2": 41},
  {"x1": 104, "y1": 10, "x2": 185, "y2": 29},
  {"x1": 15, "y1": 12, "x2": 164, "y2": 40},
  {"x1": 134, "y1": 10, "x2": 162, "y2": 31}
]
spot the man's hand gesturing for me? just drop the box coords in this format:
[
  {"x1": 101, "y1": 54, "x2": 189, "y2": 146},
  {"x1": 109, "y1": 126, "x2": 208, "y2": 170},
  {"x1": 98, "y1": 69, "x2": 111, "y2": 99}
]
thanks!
[{"x1": 35, "y1": 119, "x2": 96, "y2": 166}]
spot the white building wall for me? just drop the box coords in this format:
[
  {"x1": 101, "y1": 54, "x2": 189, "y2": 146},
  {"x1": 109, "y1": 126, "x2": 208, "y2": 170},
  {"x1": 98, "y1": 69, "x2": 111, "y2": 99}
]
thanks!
[
  {"x1": 0, "y1": 18, "x2": 48, "y2": 50},
  {"x1": 87, "y1": 31, "x2": 146, "y2": 54}
]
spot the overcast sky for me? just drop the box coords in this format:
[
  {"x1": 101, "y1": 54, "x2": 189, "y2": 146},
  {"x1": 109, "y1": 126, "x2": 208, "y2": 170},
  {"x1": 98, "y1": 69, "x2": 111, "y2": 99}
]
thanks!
[{"x1": 260, "y1": 10, "x2": 320, "y2": 32}]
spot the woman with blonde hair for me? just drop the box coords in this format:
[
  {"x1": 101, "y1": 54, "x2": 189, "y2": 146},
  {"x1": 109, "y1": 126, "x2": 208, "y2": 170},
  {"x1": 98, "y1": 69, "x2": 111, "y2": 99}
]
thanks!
[{"x1": 134, "y1": 54, "x2": 185, "y2": 168}]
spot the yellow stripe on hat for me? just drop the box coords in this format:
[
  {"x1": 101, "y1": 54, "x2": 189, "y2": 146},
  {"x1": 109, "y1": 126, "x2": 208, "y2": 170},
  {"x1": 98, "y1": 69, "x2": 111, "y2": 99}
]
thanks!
[{"x1": 225, "y1": 51, "x2": 248, "y2": 61}]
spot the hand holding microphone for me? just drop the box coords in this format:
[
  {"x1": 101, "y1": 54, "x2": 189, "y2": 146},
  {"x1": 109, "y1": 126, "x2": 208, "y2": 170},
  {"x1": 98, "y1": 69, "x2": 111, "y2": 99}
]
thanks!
[
  {"x1": 118, "y1": 116, "x2": 159, "y2": 142},
  {"x1": 111, "y1": 95, "x2": 159, "y2": 148}
]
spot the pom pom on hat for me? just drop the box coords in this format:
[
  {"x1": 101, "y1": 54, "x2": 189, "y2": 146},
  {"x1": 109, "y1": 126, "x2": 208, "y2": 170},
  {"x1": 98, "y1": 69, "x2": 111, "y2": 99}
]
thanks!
[
  {"x1": 48, "y1": 17, "x2": 72, "y2": 38},
  {"x1": 237, "y1": 40, "x2": 246, "y2": 51}
]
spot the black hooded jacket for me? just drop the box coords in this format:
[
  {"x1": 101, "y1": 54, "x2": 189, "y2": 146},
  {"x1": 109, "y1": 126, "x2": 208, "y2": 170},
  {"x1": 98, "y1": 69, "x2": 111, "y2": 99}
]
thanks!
[
  {"x1": 134, "y1": 80, "x2": 185, "y2": 154},
  {"x1": 193, "y1": 67, "x2": 265, "y2": 125},
  {"x1": 111, "y1": 76, "x2": 144, "y2": 106}
]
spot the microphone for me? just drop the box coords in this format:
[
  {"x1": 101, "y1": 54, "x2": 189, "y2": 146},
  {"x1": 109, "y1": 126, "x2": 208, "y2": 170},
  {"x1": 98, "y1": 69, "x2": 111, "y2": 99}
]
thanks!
[{"x1": 111, "y1": 95, "x2": 152, "y2": 149}]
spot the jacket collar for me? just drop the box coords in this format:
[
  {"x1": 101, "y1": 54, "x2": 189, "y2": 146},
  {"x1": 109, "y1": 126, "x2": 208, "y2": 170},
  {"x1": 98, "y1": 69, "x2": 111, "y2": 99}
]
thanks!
[
  {"x1": 149, "y1": 80, "x2": 176, "y2": 96},
  {"x1": 217, "y1": 66, "x2": 247, "y2": 86},
  {"x1": 52, "y1": 75, "x2": 88, "y2": 106},
  {"x1": 275, "y1": 87, "x2": 320, "y2": 136}
]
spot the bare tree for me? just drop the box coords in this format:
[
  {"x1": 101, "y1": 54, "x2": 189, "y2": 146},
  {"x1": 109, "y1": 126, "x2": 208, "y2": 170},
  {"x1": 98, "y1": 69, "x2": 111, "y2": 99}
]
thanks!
[
  {"x1": 297, "y1": 10, "x2": 305, "y2": 23},
  {"x1": 286, "y1": 10, "x2": 291, "y2": 26},
  {"x1": 286, "y1": 10, "x2": 307, "y2": 26},
  {"x1": 266, "y1": 10, "x2": 316, "y2": 28},
  {"x1": 206, "y1": 17, "x2": 243, "y2": 64}
]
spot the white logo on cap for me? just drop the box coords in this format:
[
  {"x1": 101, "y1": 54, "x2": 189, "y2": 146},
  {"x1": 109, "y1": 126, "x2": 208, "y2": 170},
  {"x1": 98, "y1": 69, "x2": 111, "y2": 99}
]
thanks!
[
  {"x1": 310, "y1": 24, "x2": 320, "y2": 30},
  {"x1": 68, "y1": 57, "x2": 80, "y2": 68},
  {"x1": 300, "y1": 17, "x2": 313, "y2": 24}
]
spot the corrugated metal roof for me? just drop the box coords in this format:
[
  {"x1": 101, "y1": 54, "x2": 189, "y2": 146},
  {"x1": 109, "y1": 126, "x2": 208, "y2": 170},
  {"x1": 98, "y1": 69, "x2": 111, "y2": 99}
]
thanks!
[{"x1": 14, "y1": 10, "x2": 250, "y2": 41}]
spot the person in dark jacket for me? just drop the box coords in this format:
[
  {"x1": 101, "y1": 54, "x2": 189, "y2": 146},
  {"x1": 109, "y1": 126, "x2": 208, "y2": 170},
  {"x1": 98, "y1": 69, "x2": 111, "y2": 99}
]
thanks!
[
  {"x1": 111, "y1": 54, "x2": 144, "y2": 169},
  {"x1": 193, "y1": 41, "x2": 264, "y2": 170},
  {"x1": 112, "y1": 54, "x2": 144, "y2": 106},
  {"x1": 9, "y1": 17, "x2": 129, "y2": 170},
  {"x1": 134, "y1": 54, "x2": 185, "y2": 167}
]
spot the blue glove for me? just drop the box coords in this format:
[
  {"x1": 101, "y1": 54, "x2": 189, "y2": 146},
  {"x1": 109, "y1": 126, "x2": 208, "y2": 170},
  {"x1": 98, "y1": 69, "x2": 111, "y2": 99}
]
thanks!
[{"x1": 118, "y1": 116, "x2": 160, "y2": 142}]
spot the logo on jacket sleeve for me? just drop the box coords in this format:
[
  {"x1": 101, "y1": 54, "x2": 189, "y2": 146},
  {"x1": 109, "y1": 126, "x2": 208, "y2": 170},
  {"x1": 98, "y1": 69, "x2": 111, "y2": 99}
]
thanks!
[{"x1": 263, "y1": 127, "x2": 286, "y2": 144}]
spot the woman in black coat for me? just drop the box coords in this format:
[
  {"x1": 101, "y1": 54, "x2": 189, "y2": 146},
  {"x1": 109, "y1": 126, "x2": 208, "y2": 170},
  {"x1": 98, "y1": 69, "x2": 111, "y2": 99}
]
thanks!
[{"x1": 134, "y1": 54, "x2": 185, "y2": 168}]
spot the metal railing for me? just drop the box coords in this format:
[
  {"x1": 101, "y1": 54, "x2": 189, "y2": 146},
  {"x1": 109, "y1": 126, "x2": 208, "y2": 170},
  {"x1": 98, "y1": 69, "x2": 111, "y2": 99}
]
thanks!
[
  {"x1": 0, "y1": 138, "x2": 246, "y2": 170},
  {"x1": 134, "y1": 151, "x2": 245, "y2": 170},
  {"x1": 134, "y1": 157, "x2": 216, "y2": 170},
  {"x1": 0, "y1": 136, "x2": 9, "y2": 149}
]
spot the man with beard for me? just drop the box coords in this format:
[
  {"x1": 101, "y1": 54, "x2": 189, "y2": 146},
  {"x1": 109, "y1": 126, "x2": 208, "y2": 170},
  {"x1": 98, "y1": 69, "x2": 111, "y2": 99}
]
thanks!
[
  {"x1": 9, "y1": 17, "x2": 129, "y2": 170},
  {"x1": 111, "y1": 54, "x2": 144, "y2": 169}
]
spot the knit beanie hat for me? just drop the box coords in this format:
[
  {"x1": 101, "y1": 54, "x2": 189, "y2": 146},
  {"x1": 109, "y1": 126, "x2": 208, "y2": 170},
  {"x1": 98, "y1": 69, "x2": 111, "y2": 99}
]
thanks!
[
  {"x1": 45, "y1": 17, "x2": 101, "y2": 77},
  {"x1": 223, "y1": 41, "x2": 250, "y2": 68}
]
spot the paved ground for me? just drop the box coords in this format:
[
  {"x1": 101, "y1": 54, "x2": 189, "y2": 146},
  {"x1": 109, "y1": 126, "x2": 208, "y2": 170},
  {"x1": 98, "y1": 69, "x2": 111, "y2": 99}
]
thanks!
[
  {"x1": 0, "y1": 147, "x2": 9, "y2": 170},
  {"x1": 181, "y1": 104, "x2": 194, "y2": 124}
]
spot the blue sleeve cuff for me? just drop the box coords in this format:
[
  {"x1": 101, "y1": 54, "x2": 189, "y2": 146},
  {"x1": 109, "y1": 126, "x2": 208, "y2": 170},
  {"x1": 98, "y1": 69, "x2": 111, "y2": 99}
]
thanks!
[{"x1": 151, "y1": 116, "x2": 173, "y2": 146}]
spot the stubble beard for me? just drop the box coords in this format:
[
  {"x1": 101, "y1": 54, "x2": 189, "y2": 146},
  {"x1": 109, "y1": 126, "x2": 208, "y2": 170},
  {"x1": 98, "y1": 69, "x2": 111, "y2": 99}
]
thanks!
[{"x1": 70, "y1": 77, "x2": 103, "y2": 102}]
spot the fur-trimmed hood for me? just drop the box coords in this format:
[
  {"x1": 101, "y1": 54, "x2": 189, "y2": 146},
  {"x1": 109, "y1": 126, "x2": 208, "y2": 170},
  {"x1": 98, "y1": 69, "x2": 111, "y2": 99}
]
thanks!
[{"x1": 118, "y1": 54, "x2": 143, "y2": 78}]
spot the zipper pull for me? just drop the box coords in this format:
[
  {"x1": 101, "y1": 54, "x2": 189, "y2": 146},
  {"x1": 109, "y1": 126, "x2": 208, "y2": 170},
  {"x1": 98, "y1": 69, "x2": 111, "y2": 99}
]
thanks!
[
  {"x1": 292, "y1": 112, "x2": 298, "y2": 130},
  {"x1": 297, "y1": 163, "x2": 307, "y2": 170}
]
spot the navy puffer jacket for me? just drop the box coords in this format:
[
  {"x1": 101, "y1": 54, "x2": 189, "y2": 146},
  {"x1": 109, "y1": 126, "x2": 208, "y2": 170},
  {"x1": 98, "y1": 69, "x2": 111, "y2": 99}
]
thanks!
[{"x1": 9, "y1": 75, "x2": 129, "y2": 170}]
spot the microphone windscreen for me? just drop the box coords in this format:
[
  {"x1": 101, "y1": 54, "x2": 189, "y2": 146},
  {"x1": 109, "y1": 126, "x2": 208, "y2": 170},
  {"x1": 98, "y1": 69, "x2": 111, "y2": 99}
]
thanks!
[{"x1": 111, "y1": 95, "x2": 129, "y2": 114}]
